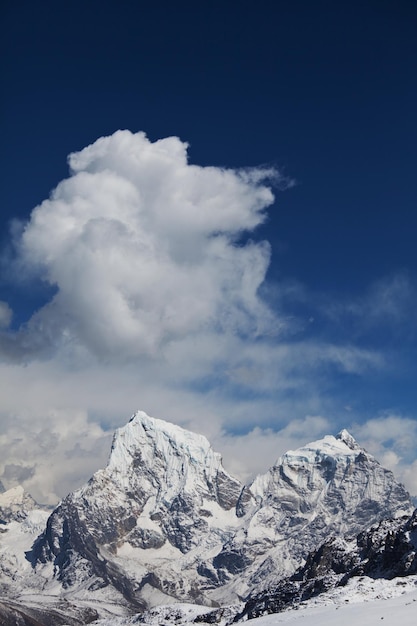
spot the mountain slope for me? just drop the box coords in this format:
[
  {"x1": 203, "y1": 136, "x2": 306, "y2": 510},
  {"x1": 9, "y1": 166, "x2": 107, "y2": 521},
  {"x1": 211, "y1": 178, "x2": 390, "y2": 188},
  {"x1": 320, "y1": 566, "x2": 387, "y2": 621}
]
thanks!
[
  {"x1": 237, "y1": 506, "x2": 417, "y2": 621},
  {"x1": 119, "y1": 580, "x2": 417, "y2": 626},
  {"x1": 0, "y1": 486, "x2": 50, "y2": 596}
]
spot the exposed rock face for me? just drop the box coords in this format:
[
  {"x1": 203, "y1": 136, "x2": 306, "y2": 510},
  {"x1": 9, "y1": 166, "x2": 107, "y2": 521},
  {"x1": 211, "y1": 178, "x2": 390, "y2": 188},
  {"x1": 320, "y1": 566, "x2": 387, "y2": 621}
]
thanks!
[
  {"x1": 237, "y1": 507, "x2": 417, "y2": 621},
  {"x1": 0, "y1": 599, "x2": 98, "y2": 626},
  {"x1": 348, "y1": 507, "x2": 417, "y2": 579},
  {"x1": 26, "y1": 412, "x2": 412, "y2": 612}
]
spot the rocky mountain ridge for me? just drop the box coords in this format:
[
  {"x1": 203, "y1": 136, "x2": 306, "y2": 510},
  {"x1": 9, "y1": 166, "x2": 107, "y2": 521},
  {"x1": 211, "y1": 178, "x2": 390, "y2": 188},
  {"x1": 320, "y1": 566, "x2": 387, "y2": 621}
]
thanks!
[
  {"x1": 236, "y1": 506, "x2": 417, "y2": 621},
  {"x1": 0, "y1": 410, "x2": 414, "y2": 623}
]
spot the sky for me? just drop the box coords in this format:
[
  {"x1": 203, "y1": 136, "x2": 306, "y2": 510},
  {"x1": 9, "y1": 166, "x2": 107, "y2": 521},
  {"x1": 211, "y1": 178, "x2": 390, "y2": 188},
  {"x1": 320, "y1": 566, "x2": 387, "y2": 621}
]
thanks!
[{"x1": 0, "y1": 0, "x2": 416, "y2": 504}]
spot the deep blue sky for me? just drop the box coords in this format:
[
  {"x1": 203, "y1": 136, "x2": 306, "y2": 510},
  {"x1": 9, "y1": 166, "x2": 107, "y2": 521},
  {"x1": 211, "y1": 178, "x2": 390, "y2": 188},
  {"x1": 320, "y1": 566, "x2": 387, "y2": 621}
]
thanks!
[
  {"x1": 1, "y1": 1, "x2": 417, "y2": 502},
  {"x1": 2, "y1": 1, "x2": 416, "y2": 296}
]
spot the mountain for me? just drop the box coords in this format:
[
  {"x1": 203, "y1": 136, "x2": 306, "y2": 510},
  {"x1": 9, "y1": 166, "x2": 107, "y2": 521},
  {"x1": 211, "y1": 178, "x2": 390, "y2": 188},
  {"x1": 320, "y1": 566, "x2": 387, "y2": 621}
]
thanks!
[
  {"x1": 23, "y1": 411, "x2": 412, "y2": 616},
  {"x1": 0, "y1": 485, "x2": 49, "y2": 594},
  {"x1": 0, "y1": 485, "x2": 40, "y2": 524},
  {"x1": 29, "y1": 412, "x2": 243, "y2": 610},
  {"x1": 219, "y1": 428, "x2": 412, "y2": 599},
  {"x1": 236, "y1": 506, "x2": 417, "y2": 621},
  {"x1": 0, "y1": 487, "x2": 86, "y2": 624},
  {"x1": 123, "y1": 506, "x2": 417, "y2": 625}
]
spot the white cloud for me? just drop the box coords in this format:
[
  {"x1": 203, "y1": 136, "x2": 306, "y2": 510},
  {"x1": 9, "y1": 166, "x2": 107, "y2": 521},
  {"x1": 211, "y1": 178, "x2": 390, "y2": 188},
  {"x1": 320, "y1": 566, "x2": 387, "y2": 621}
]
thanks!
[
  {"x1": 0, "y1": 336, "x2": 380, "y2": 503},
  {"x1": 402, "y1": 460, "x2": 417, "y2": 497},
  {"x1": 11, "y1": 130, "x2": 276, "y2": 359},
  {"x1": 0, "y1": 405, "x2": 111, "y2": 504},
  {"x1": 0, "y1": 130, "x2": 414, "y2": 504},
  {"x1": 320, "y1": 272, "x2": 417, "y2": 340},
  {"x1": 214, "y1": 416, "x2": 331, "y2": 483},
  {"x1": 353, "y1": 415, "x2": 417, "y2": 458},
  {"x1": 351, "y1": 415, "x2": 417, "y2": 495}
]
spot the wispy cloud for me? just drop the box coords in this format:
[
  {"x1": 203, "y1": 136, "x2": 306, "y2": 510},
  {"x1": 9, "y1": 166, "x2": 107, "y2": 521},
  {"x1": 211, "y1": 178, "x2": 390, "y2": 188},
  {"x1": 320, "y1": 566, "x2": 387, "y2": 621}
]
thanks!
[
  {"x1": 352, "y1": 415, "x2": 417, "y2": 495},
  {"x1": 316, "y1": 272, "x2": 417, "y2": 343}
]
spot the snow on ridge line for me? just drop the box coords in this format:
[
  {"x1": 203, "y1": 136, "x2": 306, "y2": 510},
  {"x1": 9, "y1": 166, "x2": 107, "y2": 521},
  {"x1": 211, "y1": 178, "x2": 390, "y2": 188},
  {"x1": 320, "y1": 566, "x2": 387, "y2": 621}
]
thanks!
[
  {"x1": 110, "y1": 410, "x2": 216, "y2": 459},
  {"x1": 105, "y1": 412, "x2": 385, "y2": 490},
  {"x1": 116, "y1": 412, "x2": 362, "y2": 468},
  {"x1": 0, "y1": 485, "x2": 26, "y2": 506},
  {"x1": 4, "y1": 410, "x2": 413, "y2": 619},
  {"x1": 92, "y1": 409, "x2": 241, "y2": 504},
  {"x1": 336, "y1": 428, "x2": 358, "y2": 449},
  {"x1": 280, "y1": 430, "x2": 363, "y2": 467}
]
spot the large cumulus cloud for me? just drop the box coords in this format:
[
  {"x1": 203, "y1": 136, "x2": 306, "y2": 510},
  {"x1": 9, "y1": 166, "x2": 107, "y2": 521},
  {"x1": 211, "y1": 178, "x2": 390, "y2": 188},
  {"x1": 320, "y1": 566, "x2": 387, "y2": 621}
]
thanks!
[{"x1": 11, "y1": 130, "x2": 277, "y2": 359}]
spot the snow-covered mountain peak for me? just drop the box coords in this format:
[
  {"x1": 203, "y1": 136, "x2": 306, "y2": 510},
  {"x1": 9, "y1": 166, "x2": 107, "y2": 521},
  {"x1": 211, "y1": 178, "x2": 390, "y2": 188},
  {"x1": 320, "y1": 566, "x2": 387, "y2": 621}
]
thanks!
[
  {"x1": 281, "y1": 431, "x2": 362, "y2": 466},
  {"x1": 27, "y1": 411, "x2": 245, "y2": 609},
  {"x1": 108, "y1": 410, "x2": 219, "y2": 474},
  {"x1": 0, "y1": 485, "x2": 26, "y2": 506},
  {"x1": 335, "y1": 428, "x2": 359, "y2": 450},
  {"x1": 249, "y1": 431, "x2": 365, "y2": 494},
  {"x1": 239, "y1": 427, "x2": 411, "y2": 592},
  {"x1": 104, "y1": 410, "x2": 241, "y2": 508},
  {"x1": 0, "y1": 485, "x2": 39, "y2": 523}
]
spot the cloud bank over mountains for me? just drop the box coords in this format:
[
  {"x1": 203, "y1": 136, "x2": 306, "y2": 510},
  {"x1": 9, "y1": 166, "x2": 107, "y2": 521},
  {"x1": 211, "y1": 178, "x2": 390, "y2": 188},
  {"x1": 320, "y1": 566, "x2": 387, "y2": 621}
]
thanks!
[{"x1": 0, "y1": 131, "x2": 415, "y2": 504}]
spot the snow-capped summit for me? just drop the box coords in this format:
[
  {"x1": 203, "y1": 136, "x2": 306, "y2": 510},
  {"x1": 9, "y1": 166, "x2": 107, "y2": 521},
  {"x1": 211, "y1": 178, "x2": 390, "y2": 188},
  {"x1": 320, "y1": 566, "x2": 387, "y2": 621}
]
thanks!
[
  {"x1": 0, "y1": 485, "x2": 40, "y2": 523},
  {"x1": 22, "y1": 411, "x2": 413, "y2": 615},
  {"x1": 336, "y1": 428, "x2": 359, "y2": 449},
  {"x1": 216, "y1": 425, "x2": 411, "y2": 599},
  {"x1": 270, "y1": 428, "x2": 361, "y2": 474},
  {"x1": 28, "y1": 411, "x2": 244, "y2": 609},
  {"x1": 108, "y1": 410, "x2": 214, "y2": 474},
  {"x1": 106, "y1": 410, "x2": 241, "y2": 510},
  {"x1": 248, "y1": 427, "x2": 400, "y2": 521},
  {"x1": 0, "y1": 486, "x2": 51, "y2": 623}
]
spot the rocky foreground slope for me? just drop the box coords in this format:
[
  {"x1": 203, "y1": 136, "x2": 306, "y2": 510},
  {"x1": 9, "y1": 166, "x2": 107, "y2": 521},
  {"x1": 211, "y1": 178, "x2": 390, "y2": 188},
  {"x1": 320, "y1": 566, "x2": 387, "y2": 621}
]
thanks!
[
  {"x1": 0, "y1": 411, "x2": 414, "y2": 623},
  {"x1": 236, "y1": 506, "x2": 417, "y2": 620}
]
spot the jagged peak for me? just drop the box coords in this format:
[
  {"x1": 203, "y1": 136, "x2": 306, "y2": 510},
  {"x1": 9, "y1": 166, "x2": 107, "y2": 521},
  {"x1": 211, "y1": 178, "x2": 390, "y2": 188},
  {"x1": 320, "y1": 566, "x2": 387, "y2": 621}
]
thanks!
[
  {"x1": 111, "y1": 415, "x2": 377, "y2": 490},
  {"x1": 127, "y1": 410, "x2": 211, "y2": 449},
  {"x1": 102, "y1": 411, "x2": 242, "y2": 508},
  {"x1": 27, "y1": 411, "x2": 413, "y2": 613},
  {"x1": 0, "y1": 485, "x2": 40, "y2": 522},
  {"x1": 0, "y1": 485, "x2": 26, "y2": 506},
  {"x1": 0, "y1": 485, "x2": 38, "y2": 507},
  {"x1": 280, "y1": 431, "x2": 363, "y2": 466},
  {"x1": 335, "y1": 428, "x2": 359, "y2": 450},
  {"x1": 109, "y1": 410, "x2": 216, "y2": 467}
]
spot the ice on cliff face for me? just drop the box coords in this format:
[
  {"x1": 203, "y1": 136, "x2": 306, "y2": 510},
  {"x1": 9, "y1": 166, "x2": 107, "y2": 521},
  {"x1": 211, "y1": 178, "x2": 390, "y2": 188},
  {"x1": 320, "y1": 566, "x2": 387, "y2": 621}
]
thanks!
[
  {"x1": 24, "y1": 411, "x2": 413, "y2": 611},
  {"x1": 106, "y1": 411, "x2": 242, "y2": 510},
  {"x1": 0, "y1": 486, "x2": 51, "y2": 606}
]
